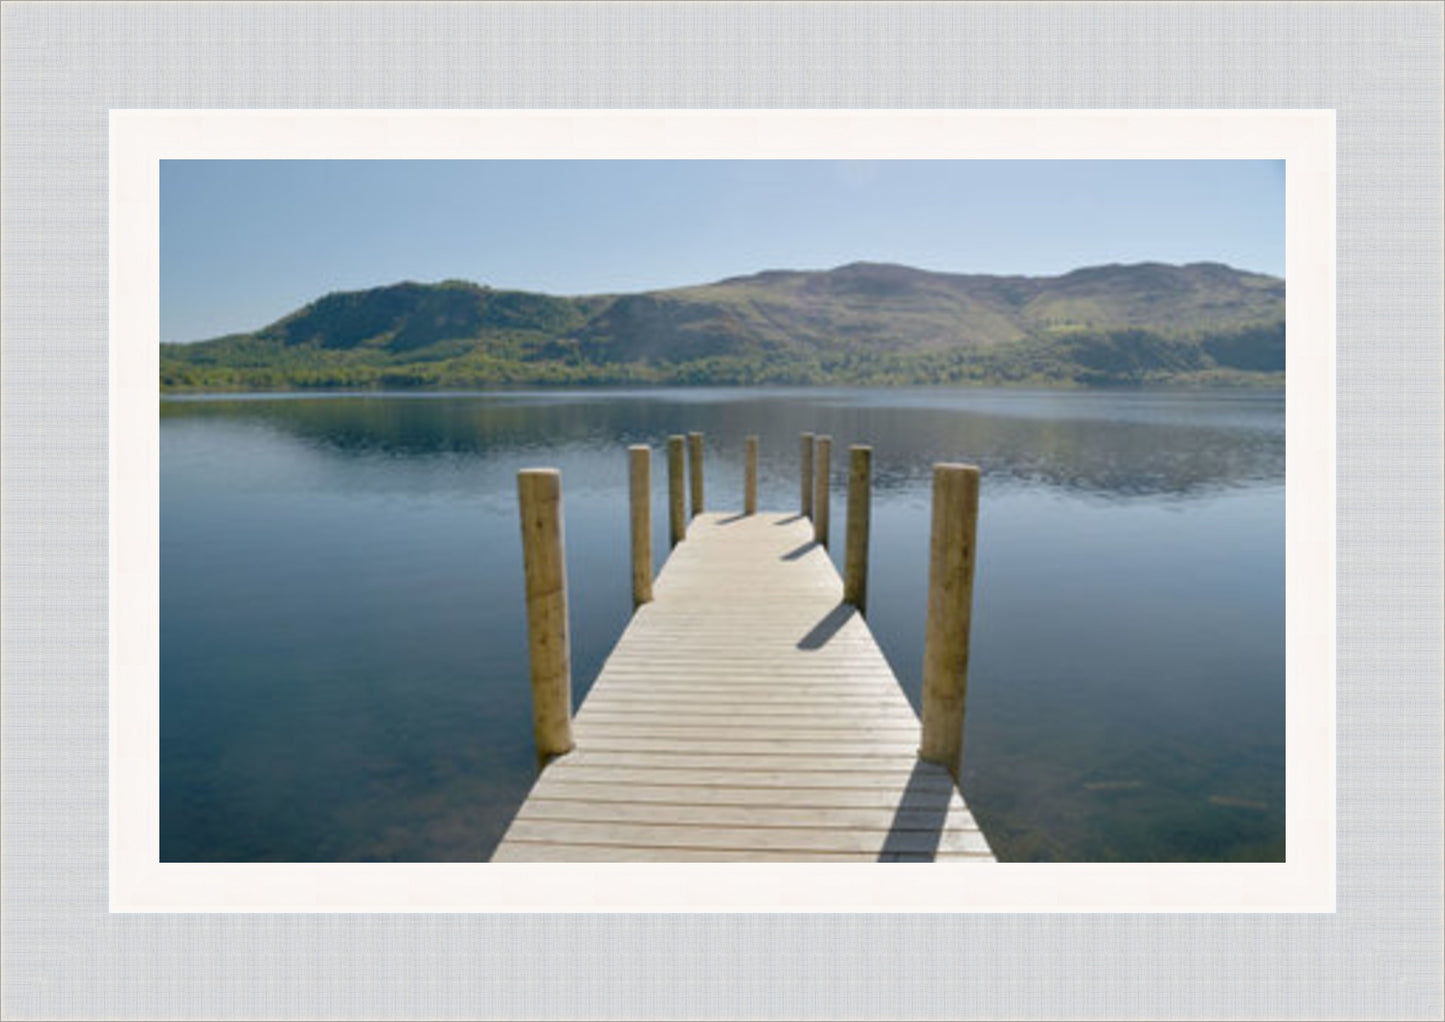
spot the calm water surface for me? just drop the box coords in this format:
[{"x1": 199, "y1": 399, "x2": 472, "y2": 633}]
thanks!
[{"x1": 160, "y1": 387, "x2": 1284, "y2": 862}]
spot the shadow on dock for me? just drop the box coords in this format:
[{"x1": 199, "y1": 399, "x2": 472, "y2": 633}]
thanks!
[
  {"x1": 797, "y1": 602, "x2": 855, "y2": 650},
  {"x1": 714, "y1": 512, "x2": 748, "y2": 525},
  {"x1": 772, "y1": 513, "x2": 805, "y2": 525},
  {"x1": 878, "y1": 761, "x2": 953, "y2": 862},
  {"x1": 780, "y1": 539, "x2": 819, "y2": 561}
]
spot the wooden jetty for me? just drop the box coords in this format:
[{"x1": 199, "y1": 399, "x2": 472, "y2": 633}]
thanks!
[{"x1": 493, "y1": 434, "x2": 994, "y2": 862}]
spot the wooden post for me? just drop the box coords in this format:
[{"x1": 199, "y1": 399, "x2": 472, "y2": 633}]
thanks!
[
  {"x1": 919, "y1": 463, "x2": 981, "y2": 781},
  {"x1": 844, "y1": 445, "x2": 871, "y2": 613},
  {"x1": 516, "y1": 468, "x2": 574, "y2": 766},
  {"x1": 628, "y1": 445, "x2": 653, "y2": 607},
  {"x1": 687, "y1": 431, "x2": 704, "y2": 518},
  {"x1": 813, "y1": 435, "x2": 831, "y2": 547},
  {"x1": 667, "y1": 435, "x2": 685, "y2": 547},
  {"x1": 744, "y1": 435, "x2": 759, "y2": 515},
  {"x1": 800, "y1": 432, "x2": 815, "y2": 518}
]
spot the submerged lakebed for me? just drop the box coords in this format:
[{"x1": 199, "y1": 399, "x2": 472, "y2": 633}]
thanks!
[{"x1": 160, "y1": 386, "x2": 1284, "y2": 862}]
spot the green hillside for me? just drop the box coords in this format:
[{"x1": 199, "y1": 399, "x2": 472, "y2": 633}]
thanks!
[{"x1": 161, "y1": 262, "x2": 1285, "y2": 390}]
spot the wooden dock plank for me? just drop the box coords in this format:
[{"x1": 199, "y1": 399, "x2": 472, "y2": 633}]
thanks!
[
  {"x1": 533, "y1": 764, "x2": 951, "y2": 789},
  {"x1": 520, "y1": 781, "x2": 963, "y2": 810},
  {"x1": 497, "y1": 818, "x2": 992, "y2": 856},
  {"x1": 491, "y1": 844, "x2": 890, "y2": 862},
  {"x1": 491, "y1": 511, "x2": 994, "y2": 863},
  {"x1": 574, "y1": 704, "x2": 922, "y2": 720},
  {"x1": 511, "y1": 797, "x2": 983, "y2": 835}
]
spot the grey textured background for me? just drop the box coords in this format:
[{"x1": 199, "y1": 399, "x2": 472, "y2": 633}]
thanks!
[{"x1": 2, "y1": 2, "x2": 1441, "y2": 1019}]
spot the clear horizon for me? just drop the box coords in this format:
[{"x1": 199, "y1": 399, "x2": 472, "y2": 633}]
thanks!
[{"x1": 161, "y1": 159, "x2": 1284, "y2": 344}]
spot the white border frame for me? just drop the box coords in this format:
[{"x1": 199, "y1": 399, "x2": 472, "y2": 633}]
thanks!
[{"x1": 111, "y1": 109, "x2": 1334, "y2": 913}]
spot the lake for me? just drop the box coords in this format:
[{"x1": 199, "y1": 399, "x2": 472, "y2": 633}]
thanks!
[{"x1": 160, "y1": 386, "x2": 1285, "y2": 862}]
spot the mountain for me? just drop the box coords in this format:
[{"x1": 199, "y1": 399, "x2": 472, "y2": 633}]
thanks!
[{"x1": 160, "y1": 262, "x2": 1285, "y2": 390}]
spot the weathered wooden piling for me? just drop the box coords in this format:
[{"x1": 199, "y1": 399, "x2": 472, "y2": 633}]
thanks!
[
  {"x1": 667, "y1": 435, "x2": 685, "y2": 548},
  {"x1": 919, "y1": 463, "x2": 981, "y2": 781},
  {"x1": 688, "y1": 431, "x2": 704, "y2": 518},
  {"x1": 744, "y1": 435, "x2": 759, "y2": 515},
  {"x1": 628, "y1": 445, "x2": 653, "y2": 608},
  {"x1": 800, "y1": 432, "x2": 815, "y2": 518},
  {"x1": 844, "y1": 444, "x2": 872, "y2": 613},
  {"x1": 813, "y1": 435, "x2": 832, "y2": 547},
  {"x1": 516, "y1": 468, "x2": 574, "y2": 765}
]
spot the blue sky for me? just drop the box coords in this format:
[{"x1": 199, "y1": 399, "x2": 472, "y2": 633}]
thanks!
[{"x1": 160, "y1": 160, "x2": 1284, "y2": 343}]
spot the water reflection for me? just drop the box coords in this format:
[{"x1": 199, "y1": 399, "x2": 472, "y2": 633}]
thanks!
[
  {"x1": 160, "y1": 387, "x2": 1284, "y2": 863},
  {"x1": 162, "y1": 387, "x2": 1282, "y2": 500}
]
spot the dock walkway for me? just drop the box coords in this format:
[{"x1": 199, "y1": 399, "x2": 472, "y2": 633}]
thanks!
[{"x1": 491, "y1": 510, "x2": 994, "y2": 862}]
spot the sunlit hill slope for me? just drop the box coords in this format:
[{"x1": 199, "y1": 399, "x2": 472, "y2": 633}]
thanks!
[{"x1": 160, "y1": 261, "x2": 1285, "y2": 390}]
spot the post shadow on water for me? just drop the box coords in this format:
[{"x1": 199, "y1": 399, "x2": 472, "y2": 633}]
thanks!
[
  {"x1": 796, "y1": 601, "x2": 856, "y2": 650},
  {"x1": 878, "y1": 760, "x2": 954, "y2": 862}
]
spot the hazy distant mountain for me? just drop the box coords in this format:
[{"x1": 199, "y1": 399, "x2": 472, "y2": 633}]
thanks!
[{"x1": 160, "y1": 261, "x2": 1285, "y2": 390}]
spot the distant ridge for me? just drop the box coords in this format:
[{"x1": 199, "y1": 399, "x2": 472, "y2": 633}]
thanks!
[{"x1": 161, "y1": 261, "x2": 1285, "y2": 390}]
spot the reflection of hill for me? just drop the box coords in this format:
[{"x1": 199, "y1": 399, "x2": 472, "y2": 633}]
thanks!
[
  {"x1": 161, "y1": 390, "x2": 1283, "y2": 501},
  {"x1": 163, "y1": 395, "x2": 604, "y2": 457},
  {"x1": 855, "y1": 406, "x2": 1284, "y2": 500}
]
